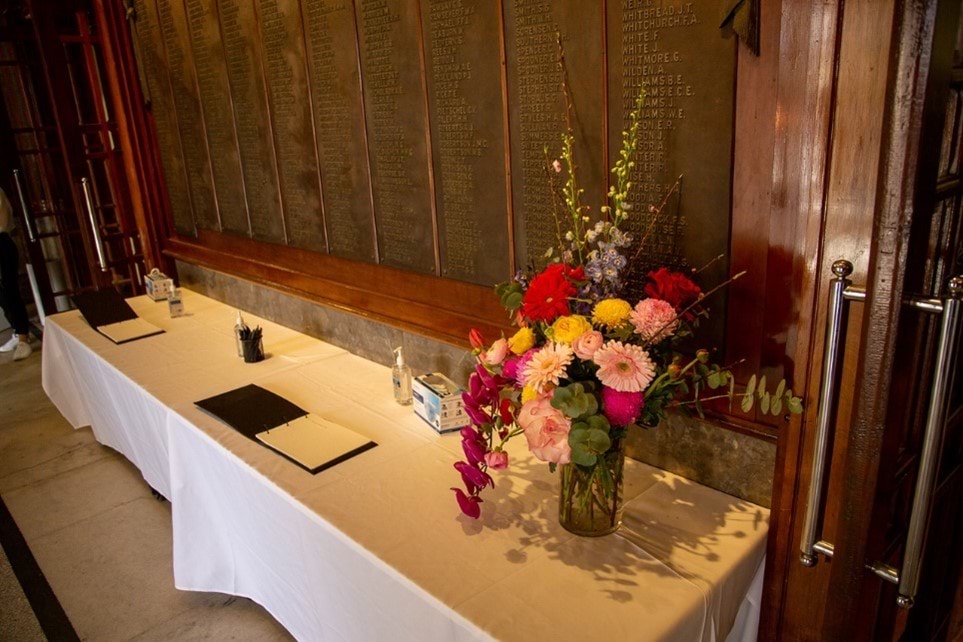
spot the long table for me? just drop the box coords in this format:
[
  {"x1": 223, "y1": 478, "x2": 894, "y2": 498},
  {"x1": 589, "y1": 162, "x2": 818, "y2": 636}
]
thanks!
[{"x1": 43, "y1": 289, "x2": 769, "y2": 641}]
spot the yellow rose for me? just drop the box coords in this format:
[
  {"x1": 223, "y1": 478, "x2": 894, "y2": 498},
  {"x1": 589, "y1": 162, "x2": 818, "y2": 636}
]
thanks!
[
  {"x1": 550, "y1": 315, "x2": 593, "y2": 344},
  {"x1": 521, "y1": 385, "x2": 539, "y2": 403},
  {"x1": 508, "y1": 327, "x2": 535, "y2": 355},
  {"x1": 592, "y1": 298, "x2": 633, "y2": 327}
]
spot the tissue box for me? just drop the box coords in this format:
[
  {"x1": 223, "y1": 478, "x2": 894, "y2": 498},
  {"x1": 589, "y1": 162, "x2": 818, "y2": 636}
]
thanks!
[
  {"x1": 145, "y1": 269, "x2": 174, "y2": 301},
  {"x1": 412, "y1": 372, "x2": 469, "y2": 434}
]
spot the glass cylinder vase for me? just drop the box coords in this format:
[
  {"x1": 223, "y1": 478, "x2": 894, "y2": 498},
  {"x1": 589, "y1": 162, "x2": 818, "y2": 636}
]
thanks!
[{"x1": 557, "y1": 438, "x2": 625, "y2": 536}]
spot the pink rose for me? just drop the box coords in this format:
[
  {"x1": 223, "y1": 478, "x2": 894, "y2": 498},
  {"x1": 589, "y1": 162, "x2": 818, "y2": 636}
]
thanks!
[
  {"x1": 517, "y1": 395, "x2": 572, "y2": 464},
  {"x1": 483, "y1": 338, "x2": 509, "y2": 366},
  {"x1": 572, "y1": 330, "x2": 604, "y2": 360},
  {"x1": 484, "y1": 451, "x2": 509, "y2": 470}
]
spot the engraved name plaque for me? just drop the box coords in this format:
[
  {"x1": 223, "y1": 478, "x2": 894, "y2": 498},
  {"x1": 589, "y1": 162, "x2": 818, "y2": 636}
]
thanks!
[
  {"x1": 608, "y1": 0, "x2": 735, "y2": 348},
  {"x1": 302, "y1": 0, "x2": 376, "y2": 262},
  {"x1": 423, "y1": 0, "x2": 510, "y2": 285},
  {"x1": 259, "y1": 0, "x2": 325, "y2": 253},
  {"x1": 133, "y1": 0, "x2": 193, "y2": 236},
  {"x1": 184, "y1": 0, "x2": 248, "y2": 235},
  {"x1": 356, "y1": 0, "x2": 435, "y2": 273},
  {"x1": 504, "y1": 1, "x2": 605, "y2": 272},
  {"x1": 219, "y1": 0, "x2": 284, "y2": 243}
]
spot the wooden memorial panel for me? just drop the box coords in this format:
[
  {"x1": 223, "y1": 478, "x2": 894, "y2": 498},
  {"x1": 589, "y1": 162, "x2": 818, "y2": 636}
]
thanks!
[
  {"x1": 218, "y1": 0, "x2": 285, "y2": 244},
  {"x1": 423, "y1": 0, "x2": 510, "y2": 285},
  {"x1": 184, "y1": 0, "x2": 248, "y2": 235},
  {"x1": 301, "y1": 0, "x2": 376, "y2": 262},
  {"x1": 608, "y1": 1, "x2": 736, "y2": 347},
  {"x1": 258, "y1": 0, "x2": 325, "y2": 252},
  {"x1": 355, "y1": 0, "x2": 436, "y2": 274},
  {"x1": 503, "y1": 0, "x2": 606, "y2": 272},
  {"x1": 133, "y1": 0, "x2": 193, "y2": 236},
  {"x1": 154, "y1": 0, "x2": 216, "y2": 232}
]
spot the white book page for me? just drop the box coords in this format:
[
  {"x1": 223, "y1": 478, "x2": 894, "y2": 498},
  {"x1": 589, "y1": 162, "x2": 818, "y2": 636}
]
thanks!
[
  {"x1": 98, "y1": 318, "x2": 163, "y2": 343},
  {"x1": 256, "y1": 414, "x2": 372, "y2": 470}
]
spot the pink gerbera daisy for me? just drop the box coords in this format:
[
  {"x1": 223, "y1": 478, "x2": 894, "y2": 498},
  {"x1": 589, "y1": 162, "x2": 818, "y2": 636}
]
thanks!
[
  {"x1": 630, "y1": 298, "x2": 679, "y2": 344},
  {"x1": 522, "y1": 342, "x2": 574, "y2": 392},
  {"x1": 593, "y1": 341, "x2": 656, "y2": 392}
]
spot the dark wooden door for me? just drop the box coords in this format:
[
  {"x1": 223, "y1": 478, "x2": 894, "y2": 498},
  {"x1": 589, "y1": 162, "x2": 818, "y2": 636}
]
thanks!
[
  {"x1": 810, "y1": 1, "x2": 963, "y2": 640},
  {"x1": 0, "y1": 0, "x2": 147, "y2": 308}
]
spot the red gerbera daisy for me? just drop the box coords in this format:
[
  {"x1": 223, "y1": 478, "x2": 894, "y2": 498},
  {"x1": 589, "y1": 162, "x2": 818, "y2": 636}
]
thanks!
[{"x1": 521, "y1": 264, "x2": 581, "y2": 323}]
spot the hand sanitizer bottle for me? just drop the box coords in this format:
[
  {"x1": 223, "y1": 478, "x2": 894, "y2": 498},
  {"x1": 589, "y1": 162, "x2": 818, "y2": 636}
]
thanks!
[
  {"x1": 234, "y1": 310, "x2": 247, "y2": 357},
  {"x1": 392, "y1": 346, "x2": 412, "y2": 405}
]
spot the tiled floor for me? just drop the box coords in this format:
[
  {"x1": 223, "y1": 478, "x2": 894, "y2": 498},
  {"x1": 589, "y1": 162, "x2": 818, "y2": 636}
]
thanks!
[{"x1": 0, "y1": 332, "x2": 293, "y2": 641}]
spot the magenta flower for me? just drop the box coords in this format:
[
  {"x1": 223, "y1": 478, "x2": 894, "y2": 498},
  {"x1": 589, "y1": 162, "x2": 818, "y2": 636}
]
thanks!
[
  {"x1": 501, "y1": 356, "x2": 521, "y2": 381},
  {"x1": 601, "y1": 387, "x2": 645, "y2": 426},
  {"x1": 454, "y1": 461, "x2": 494, "y2": 490},
  {"x1": 461, "y1": 436, "x2": 487, "y2": 466},
  {"x1": 451, "y1": 487, "x2": 482, "y2": 519}
]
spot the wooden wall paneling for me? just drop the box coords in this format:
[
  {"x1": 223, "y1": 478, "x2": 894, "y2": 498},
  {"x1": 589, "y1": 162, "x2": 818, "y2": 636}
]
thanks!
[{"x1": 165, "y1": 230, "x2": 509, "y2": 344}]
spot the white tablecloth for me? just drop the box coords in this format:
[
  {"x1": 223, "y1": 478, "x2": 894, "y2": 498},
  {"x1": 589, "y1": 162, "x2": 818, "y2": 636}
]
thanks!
[{"x1": 43, "y1": 289, "x2": 768, "y2": 641}]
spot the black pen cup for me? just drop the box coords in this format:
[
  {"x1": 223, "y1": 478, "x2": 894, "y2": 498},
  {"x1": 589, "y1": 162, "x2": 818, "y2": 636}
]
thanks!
[{"x1": 241, "y1": 337, "x2": 264, "y2": 363}]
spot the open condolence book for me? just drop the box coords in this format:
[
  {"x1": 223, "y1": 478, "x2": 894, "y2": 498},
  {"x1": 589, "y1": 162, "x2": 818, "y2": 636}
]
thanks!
[
  {"x1": 195, "y1": 384, "x2": 376, "y2": 474},
  {"x1": 72, "y1": 289, "x2": 164, "y2": 344}
]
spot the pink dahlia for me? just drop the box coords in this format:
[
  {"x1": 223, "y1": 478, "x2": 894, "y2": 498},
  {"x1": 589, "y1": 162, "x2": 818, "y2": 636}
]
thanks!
[
  {"x1": 630, "y1": 298, "x2": 679, "y2": 344},
  {"x1": 601, "y1": 387, "x2": 645, "y2": 426},
  {"x1": 521, "y1": 342, "x2": 574, "y2": 392},
  {"x1": 593, "y1": 341, "x2": 656, "y2": 393}
]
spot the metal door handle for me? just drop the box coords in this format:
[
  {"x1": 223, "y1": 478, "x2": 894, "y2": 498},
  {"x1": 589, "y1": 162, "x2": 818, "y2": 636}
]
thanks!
[
  {"x1": 80, "y1": 177, "x2": 108, "y2": 272},
  {"x1": 869, "y1": 276, "x2": 963, "y2": 608},
  {"x1": 11, "y1": 169, "x2": 38, "y2": 243},
  {"x1": 800, "y1": 260, "x2": 864, "y2": 566}
]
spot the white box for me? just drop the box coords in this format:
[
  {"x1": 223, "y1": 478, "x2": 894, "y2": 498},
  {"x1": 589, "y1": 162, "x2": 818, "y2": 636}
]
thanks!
[
  {"x1": 145, "y1": 269, "x2": 174, "y2": 301},
  {"x1": 412, "y1": 372, "x2": 469, "y2": 434}
]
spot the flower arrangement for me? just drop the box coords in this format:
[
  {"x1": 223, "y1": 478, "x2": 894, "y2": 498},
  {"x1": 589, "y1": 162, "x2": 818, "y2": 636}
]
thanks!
[{"x1": 452, "y1": 44, "x2": 801, "y2": 532}]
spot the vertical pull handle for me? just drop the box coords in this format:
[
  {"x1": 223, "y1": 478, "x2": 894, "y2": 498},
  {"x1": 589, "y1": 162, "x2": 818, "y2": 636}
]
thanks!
[
  {"x1": 81, "y1": 177, "x2": 108, "y2": 272},
  {"x1": 801, "y1": 260, "x2": 859, "y2": 566},
  {"x1": 11, "y1": 169, "x2": 38, "y2": 243},
  {"x1": 889, "y1": 276, "x2": 963, "y2": 608}
]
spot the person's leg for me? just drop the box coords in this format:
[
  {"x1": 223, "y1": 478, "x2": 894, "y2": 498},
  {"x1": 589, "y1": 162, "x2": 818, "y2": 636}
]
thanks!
[{"x1": 0, "y1": 232, "x2": 30, "y2": 341}]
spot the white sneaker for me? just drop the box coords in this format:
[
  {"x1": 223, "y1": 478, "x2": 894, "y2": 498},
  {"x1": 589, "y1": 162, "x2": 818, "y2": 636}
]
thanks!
[
  {"x1": 0, "y1": 335, "x2": 19, "y2": 352},
  {"x1": 12, "y1": 341, "x2": 31, "y2": 361}
]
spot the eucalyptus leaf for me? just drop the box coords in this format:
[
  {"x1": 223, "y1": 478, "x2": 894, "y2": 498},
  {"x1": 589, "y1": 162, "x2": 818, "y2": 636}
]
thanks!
[
  {"x1": 757, "y1": 376, "x2": 767, "y2": 399},
  {"x1": 775, "y1": 378, "x2": 786, "y2": 401},
  {"x1": 761, "y1": 391, "x2": 771, "y2": 415},
  {"x1": 707, "y1": 371, "x2": 721, "y2": 389},
  {"x1": 771, "y1": 395, "x2": 783, "y2": 416},
  {"x1": 741, "y1": 393, "x2": 754, "y2": 413},
  {"x1": 746, "y1": 374, "x2": 757, "y2": 396}
]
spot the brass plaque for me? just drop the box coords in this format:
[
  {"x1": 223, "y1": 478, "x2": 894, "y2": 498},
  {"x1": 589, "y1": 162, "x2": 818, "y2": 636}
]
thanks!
[
  {"x1": 302, "y1": 0, "x2": 376, "y2": 263},
  {"x1": 218, "y1": 0, "x2": 285, "y2": 243},
  {"x1": 423, "y1": 0, "x2": 510, "y2": 286},
  {"x1": 184, "y1": 0, "x2": 249, "y2": 235},
  {"x1": 155, "y1": 0, "x2": 217, "y2": 231},
  {"x1": 258, "y1": 0, "x2": 325, "y2": 253},
  {"x1": 504, "y1": 0, "x2": 606, "y2": 271},
  {"x1": 133, "y1": 0, "x2": 193, "y2": 236},
  {"x1": 607, "y1": 1, "x2": 735, "y2": 348},
  {"x1": 356, "y1": 0, "x2": 436, "y2": 274}
]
